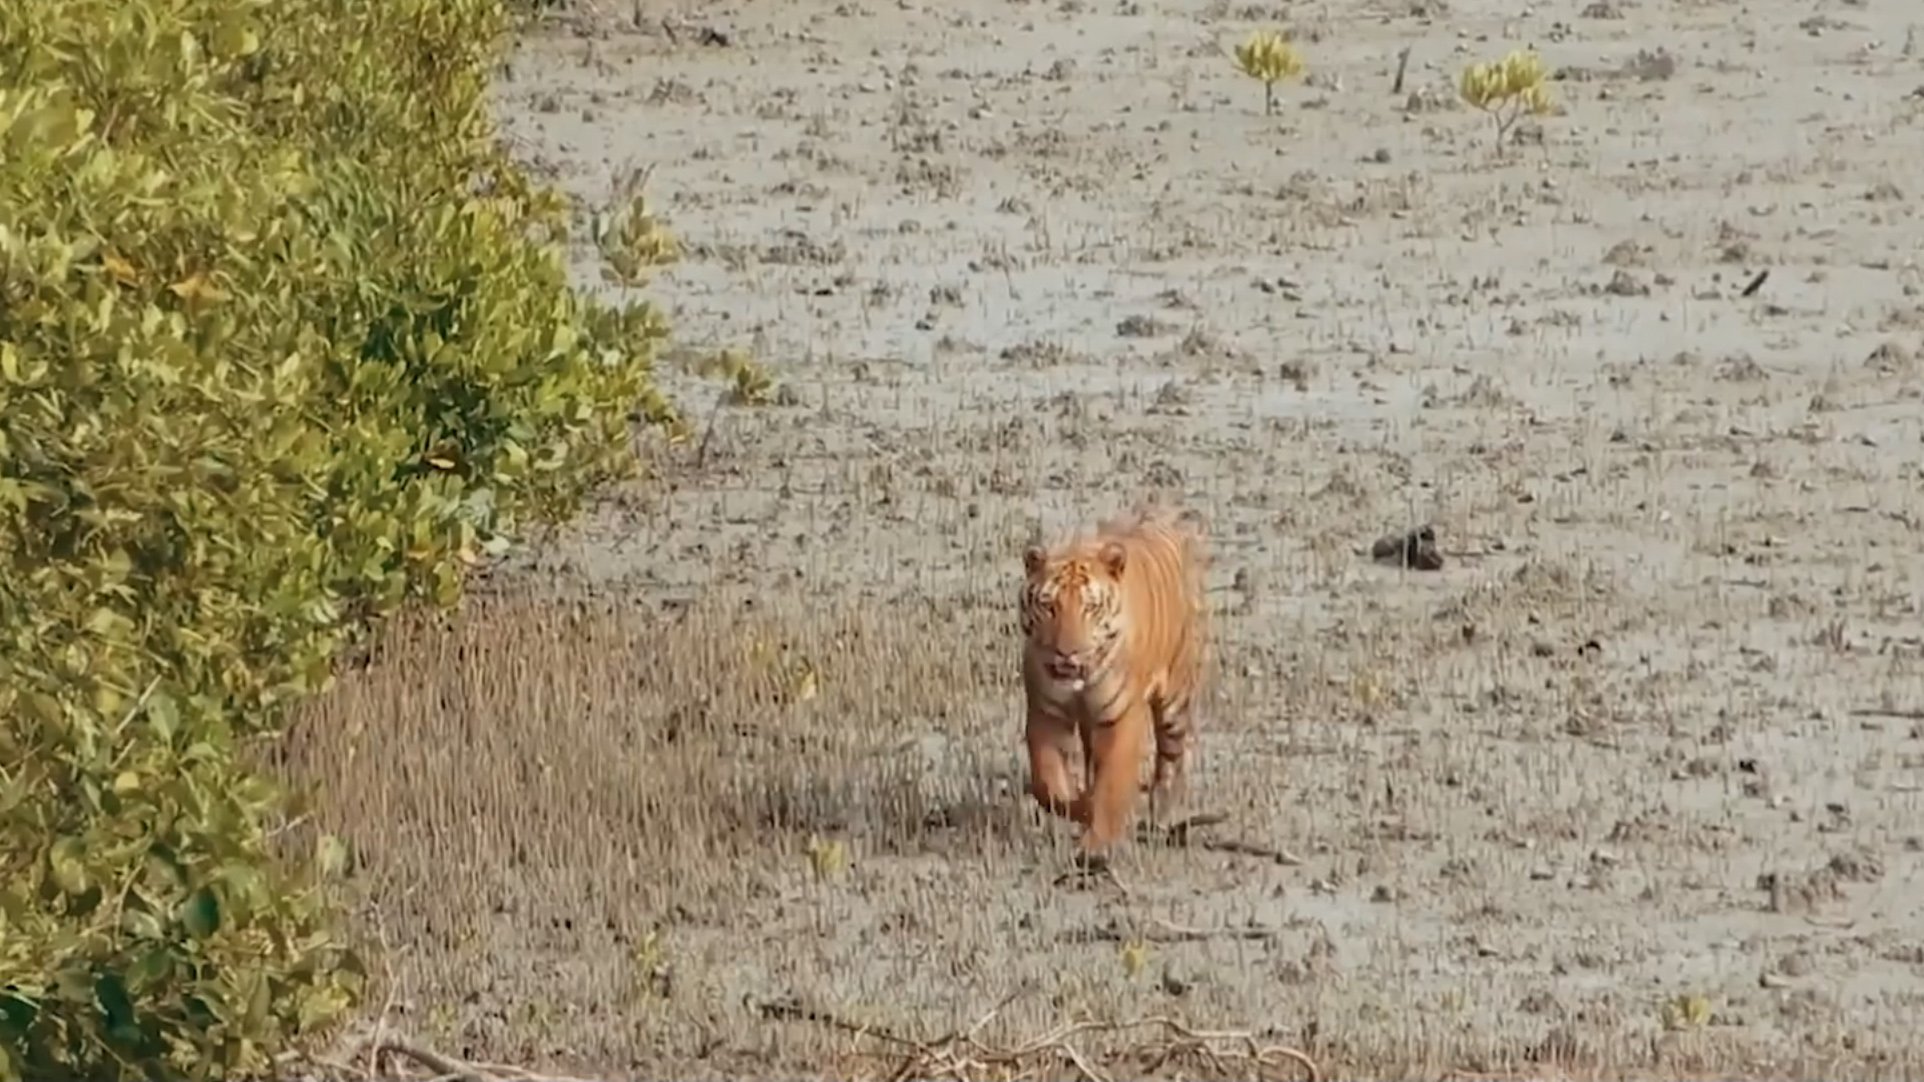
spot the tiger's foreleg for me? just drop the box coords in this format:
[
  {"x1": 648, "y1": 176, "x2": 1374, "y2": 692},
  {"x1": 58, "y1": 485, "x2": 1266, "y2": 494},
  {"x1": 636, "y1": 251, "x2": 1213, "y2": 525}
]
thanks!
[
  {"x1": 1025, "y1": 706, "x2": 1088, "y2": 826},
  {"x1": 1078, "y1": 698, "x2": 1153, "y2": 857}
]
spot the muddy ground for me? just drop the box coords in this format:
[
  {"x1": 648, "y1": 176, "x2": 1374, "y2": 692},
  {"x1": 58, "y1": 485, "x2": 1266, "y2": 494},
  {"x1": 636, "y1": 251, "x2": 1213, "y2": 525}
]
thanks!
[{"x1": 284, "y1": 0, "x2": 1924, "y2": 1077}]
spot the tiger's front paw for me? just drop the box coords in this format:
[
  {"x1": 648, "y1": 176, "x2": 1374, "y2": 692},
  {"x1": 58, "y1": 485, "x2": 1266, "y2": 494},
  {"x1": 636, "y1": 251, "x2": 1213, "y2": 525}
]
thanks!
[{"x1": 1071, "y1": 847, "x2": 1111, "y2": 875}]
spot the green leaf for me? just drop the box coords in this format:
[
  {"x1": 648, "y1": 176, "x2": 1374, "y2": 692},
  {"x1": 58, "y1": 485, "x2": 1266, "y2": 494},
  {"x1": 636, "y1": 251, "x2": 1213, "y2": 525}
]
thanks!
[
  {"x1": 48, "y1": 838, "x2": 89, "y2": 895},
  {"x1": 179, "y1": 887, "x2": 220, "y2": 939},
  {"x1": 146, "y1": 690, "x2": 178, "y2": 741},
  {"x1": 0, "y1": 991, "x2": 39, "y2": 1035},
  {"x1": 210, "y1": 17, "x2": 261, "y2": 60},
  {"x1": 125, "y1": 948, "x2": 175, "y2": 990},
  {"x1": 296, "y1": 986, "x2": 344, "y2": 1030},
  {"x1": 182, "y1": 994, "x2": 221, "y2": 1028},
  {"x1": 54, "y1": 968, "x2": 92, "y2": 1006},
  {"x1": 143, "y1": 845, "x2": 187, "y2": 890},
  {"x1": 93, "y1": 972, "x2": 137, "y2": 1041},
  {"x1": 315, "y1": 834, "x2": 349, "y2": 878},
  {"x1": 121, "y1": 907, "x2": 165, "y2": 941}
]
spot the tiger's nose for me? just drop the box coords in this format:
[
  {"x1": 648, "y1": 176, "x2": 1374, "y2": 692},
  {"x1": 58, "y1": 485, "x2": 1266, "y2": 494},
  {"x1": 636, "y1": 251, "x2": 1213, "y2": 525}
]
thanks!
[{"x1": 1047, "y1": 651, "x2": 1086, "y2": 679}]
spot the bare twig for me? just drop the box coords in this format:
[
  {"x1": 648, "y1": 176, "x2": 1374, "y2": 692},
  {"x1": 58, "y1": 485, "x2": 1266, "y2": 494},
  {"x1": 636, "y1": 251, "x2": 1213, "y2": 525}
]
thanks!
[
  {"x1": 373, "y1": 1037, "x2": 489, "y2": 1082},
  {"x1": 1140, "y1": 813, "x2": 1305, "y2": 865},
  {"x1": 1199, "y1": 834, "x2": 1304, "y2": 863},
  {"x1": 753, "y1": 995, "x2": 1322, "y2": 1082},
  {"x1": 1142, "y1": 811, "x2": 1229, "y2": 843},
  {"x1": 1062, "y1": 917, "x2": 1283, "y2": 945},
  {"x1": 754, "y1": 995, "x2": 925, "y2": 1048},
  {"x1": 692, "y1": 386, "x2": 729, "y2": 469},
  {"x1": 1851, "y1": 706, "x2": 1924, "y2": 721},
  {"x1": 261, "y1": 811, "x2": 314, "y2": 844},
  {"x1": 364, "y1": 915, "x2": 399, "y2": 1079},
  {"x1": 292, "y1": 1030, "x2": 605, "y2": 1082}
]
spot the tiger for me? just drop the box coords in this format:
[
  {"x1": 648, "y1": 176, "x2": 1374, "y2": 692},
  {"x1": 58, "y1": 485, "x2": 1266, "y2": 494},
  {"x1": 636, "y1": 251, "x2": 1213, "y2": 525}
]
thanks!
[{"x1": 1017, "y1": 503, "x2": 1209, "y2": 864}]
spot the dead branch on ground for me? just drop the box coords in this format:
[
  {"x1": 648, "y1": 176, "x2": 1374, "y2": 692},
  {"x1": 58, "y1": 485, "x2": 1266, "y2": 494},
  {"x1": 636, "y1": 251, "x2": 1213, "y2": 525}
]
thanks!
[
  {"x1": 1142, "y1": 812, "x2": 1305, "y2": 865},
  {"x1": 1061, "y1": 916, "x2": 1282, "y2": 945},
  {"x1": 753, "y1": 994, "x2": 1321, "y2": 1082},
  {"x1": 286, "y1": 1028, "x2": 606, "y2": 1082}
]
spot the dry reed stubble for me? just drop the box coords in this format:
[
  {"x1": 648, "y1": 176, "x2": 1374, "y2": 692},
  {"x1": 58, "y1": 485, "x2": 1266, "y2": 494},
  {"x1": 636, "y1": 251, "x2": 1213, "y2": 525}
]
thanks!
[
  {"x1": 266, "y1": 582, "x2": 1331, "y2": 1078},
  {"x1": 270, "y1": 588, "x2": 1053, "y2": 1070},
  {"x1": 266, "y1": 556, "x2": 1924, "y2": 1081}
]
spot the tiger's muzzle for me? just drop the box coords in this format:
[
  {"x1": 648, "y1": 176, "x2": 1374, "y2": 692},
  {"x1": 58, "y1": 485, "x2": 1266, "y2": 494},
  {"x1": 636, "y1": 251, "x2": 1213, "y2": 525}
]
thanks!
[{"x1": 1041, "y1": 649, "x2": 1092, "y2": 689}]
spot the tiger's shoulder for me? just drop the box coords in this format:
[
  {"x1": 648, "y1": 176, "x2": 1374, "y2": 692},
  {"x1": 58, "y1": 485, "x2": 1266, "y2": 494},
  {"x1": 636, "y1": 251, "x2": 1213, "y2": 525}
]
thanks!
[
  {"x1": 1024, "y1": 502, "x2": 1208, "y2": 588},
  {"x1": 1096, "y1": 502, "x2": 1208, "y2": 572}
]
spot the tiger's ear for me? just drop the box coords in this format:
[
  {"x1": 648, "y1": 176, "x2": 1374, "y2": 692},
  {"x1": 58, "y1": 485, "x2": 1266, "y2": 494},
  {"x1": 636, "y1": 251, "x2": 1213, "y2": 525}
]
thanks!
[
  {"x1": 1023, "y1": 546, "x2": 1048, "y2": 576},
  {"x1": 1098, "y1": 540, "x2": 1127, "y2": 577}
]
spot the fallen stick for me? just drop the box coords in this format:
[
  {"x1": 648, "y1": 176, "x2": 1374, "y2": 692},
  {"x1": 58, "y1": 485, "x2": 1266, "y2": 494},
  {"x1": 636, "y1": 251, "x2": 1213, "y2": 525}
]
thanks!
[
  {"x1": 754, "y1": 995, "x2": 925, "y2": 1049},
  {"x1": 290, "y1": 1029, "x2": 604, "y2": 1082},
  {"x1": 1062, "y1": 917, "x2": 1283, "y2": 945},
  {"x1": 1851, "y1": 706, "x2": 1924, "y2": 721},
  {"x1": 752, "y1": 995, "x2": 1322, "y2": 1082},
  {"x1": 1143, "y1": 813, "x2": 1306, "y2": 865}
]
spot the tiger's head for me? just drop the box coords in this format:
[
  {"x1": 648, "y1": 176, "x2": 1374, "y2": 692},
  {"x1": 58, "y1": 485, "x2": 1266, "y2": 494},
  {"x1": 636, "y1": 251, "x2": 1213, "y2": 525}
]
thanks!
[{"x1": 1020, "y1": 540, "x2": 1129, "y2": 693}]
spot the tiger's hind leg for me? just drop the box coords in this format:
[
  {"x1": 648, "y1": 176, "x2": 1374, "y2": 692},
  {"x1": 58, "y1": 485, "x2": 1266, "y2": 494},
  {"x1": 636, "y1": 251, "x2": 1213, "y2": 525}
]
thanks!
[{"x1": 1146, "y1": 688, "x2": 1196, "y2": 830}]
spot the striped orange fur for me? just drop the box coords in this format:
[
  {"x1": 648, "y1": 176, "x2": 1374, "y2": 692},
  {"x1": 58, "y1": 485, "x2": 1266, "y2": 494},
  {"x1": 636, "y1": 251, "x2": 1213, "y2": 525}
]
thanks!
[{"x1": 1018, "y1": 504, "x2": 1208, "y2": 861}]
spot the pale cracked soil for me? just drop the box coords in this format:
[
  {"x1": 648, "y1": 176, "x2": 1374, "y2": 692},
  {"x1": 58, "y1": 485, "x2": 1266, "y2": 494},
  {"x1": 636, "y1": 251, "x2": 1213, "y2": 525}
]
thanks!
[{"x1": 283, "y1": 0, "x2": 1924, "y2": 1077}]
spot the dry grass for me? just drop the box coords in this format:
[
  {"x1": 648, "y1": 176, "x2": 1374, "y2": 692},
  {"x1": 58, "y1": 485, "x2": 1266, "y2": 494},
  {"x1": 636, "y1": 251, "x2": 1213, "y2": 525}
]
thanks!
[
  {"x1": 280, "y1": 589, "x2": 1024, "y2": 902},
  {"x1": 272, "y1": 571, "x2": 1922, "y2": 1079}
]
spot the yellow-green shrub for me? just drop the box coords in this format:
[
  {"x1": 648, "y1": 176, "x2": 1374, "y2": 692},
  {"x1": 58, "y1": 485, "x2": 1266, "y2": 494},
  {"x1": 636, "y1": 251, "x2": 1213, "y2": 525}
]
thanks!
[{"x1": 0, "y1": 0, "x2": 677, "y2": 1078}]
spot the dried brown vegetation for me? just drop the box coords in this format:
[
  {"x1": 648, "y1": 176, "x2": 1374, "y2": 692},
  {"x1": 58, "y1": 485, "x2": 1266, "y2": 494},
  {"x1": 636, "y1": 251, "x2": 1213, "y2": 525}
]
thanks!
[{"x1": 273, "y1": 551, "x2": 1924, "y2": 1079}]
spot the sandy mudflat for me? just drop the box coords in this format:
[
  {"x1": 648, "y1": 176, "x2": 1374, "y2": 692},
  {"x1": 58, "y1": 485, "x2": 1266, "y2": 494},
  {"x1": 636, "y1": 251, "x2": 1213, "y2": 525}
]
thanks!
[{"x1": 287, "y1": 0, "x2": 1924, "y2": 1077}]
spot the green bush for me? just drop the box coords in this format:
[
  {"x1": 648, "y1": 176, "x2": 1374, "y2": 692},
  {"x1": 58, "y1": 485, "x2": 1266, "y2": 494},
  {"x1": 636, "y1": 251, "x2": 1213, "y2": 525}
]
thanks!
[{"x1": 0, "y1": 0, "x2": 678, "y2": 1078}]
